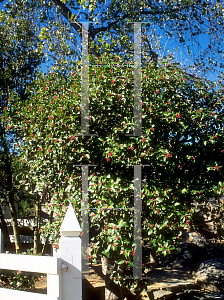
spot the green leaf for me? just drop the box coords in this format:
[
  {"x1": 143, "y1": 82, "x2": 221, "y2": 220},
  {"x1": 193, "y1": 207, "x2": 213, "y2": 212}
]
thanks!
[
  {"x1": 101, "y1": 250, "x2": 110, "y2": 258},
  {"x1": 117, "y1": 260, "x2": 125, "y2": 264}
]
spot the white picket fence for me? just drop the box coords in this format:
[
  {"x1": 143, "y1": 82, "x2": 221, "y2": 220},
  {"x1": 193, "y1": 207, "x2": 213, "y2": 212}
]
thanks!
[{"x1": 0, "y1": 204, "x2": 82, "y2": 300}]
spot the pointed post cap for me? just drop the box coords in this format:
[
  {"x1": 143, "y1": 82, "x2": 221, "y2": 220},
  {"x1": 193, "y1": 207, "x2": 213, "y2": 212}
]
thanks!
[{"x1": 60, "y1": 204, "x2": 81, "y2": 237}]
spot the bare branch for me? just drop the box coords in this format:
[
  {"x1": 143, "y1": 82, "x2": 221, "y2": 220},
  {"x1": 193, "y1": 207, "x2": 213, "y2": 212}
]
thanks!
[
  {"x1": 141, "y1": 34, "x2": 158, "y2": 64},
  {"x1": 49, "y1": 0, "x2": 208, "y2": 61},
  {"x1": 50, "y1": 0, "x2": 82, "y2": 35},
  {"x1": 92, "y1": 14, "x2": 129, "y2": 36},
  {"x1": 91, "y1": 4, "x2": 192, "y2": 37}
]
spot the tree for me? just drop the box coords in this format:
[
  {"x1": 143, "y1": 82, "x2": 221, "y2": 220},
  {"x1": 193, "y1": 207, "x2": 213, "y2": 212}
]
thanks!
[
  {"x1": 0, "y1": 2, "x2": 43, "y2": 253},
  {"x1": 4, "y1": 52, "x2": 224, "y2": 299},
  {"x1": 2, "y1": 0, "x2": 223, "y2": 77}
]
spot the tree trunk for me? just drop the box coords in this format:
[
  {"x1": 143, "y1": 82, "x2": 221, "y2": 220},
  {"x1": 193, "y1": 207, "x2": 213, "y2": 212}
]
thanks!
[
  {"x1": 42, "y1": 211, "x2": 53, "y2": 255},
  {"x1": 101, "y1": 256, "x2": 119, "y2": 300},
  {"x1": 8, "y1": 198, "x2": 22, "y2": 254},
  {"x1": 117, "y1": 263, "x2": 127, "y2": 300},
  {"x1": 33, "y1": 196, "x2": 40, "y2": 255},
  {"x1": 7, "y1": 164, "x2": 21, "y2": 253},
  {"x1": 0, "y1": 204, "x2": 12, "y2": 251},
  {"x1": 1, "y1": 123, "x2": 21, "y2": 253},
  {"x1": 101, "y1": 256, "x2": 142, "y2": 300}
]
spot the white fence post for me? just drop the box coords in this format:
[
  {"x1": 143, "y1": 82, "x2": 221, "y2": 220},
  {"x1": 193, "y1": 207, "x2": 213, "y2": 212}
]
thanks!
[
  {"x1": 0, "y1": 204, "x2": 82, "y2": 300},
  {"x1": 57, "y1": 204, "x2": 82, "y2": 300}
]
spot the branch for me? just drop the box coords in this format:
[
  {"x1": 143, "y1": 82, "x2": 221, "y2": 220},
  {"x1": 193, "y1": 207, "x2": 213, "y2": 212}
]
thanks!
[
  {"x1": 50, "y1": 0, "x2": 199, "y2": 59},
  {"x1": 92, "y1": 4, "x2": 193, "y2": 37},
  {"x1": 50, "y1": 0, "x2": 82, "y2": 35},
  {"x1": 92, "y1": 14, "x2": 129, "y2": 36},
  {"x1": 50, "y1": 0, "x2": 101, "y2": 55},
  {"x1": 141, "y1": 34, "x2": 158, "y2": 64}
]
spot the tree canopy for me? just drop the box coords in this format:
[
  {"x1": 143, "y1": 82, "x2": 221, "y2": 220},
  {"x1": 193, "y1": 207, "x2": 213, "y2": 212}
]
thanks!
[
  {"x1": 4, "y1": 52, "x2": 224, "y2": 298},
  {"x1": 0, "y1": 0, "x2": 43, "y2": 153},
  {"x1": 1, "y1": 0, "x2": 223, "y2": 77}
]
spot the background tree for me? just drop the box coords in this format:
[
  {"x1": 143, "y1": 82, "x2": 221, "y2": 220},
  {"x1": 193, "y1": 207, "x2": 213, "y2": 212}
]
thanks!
[
  {"x1": 46, "y1": 0, "x2": 224, "y2": 76},
  {"x1": 1, "y1": 0, "x2": 223, "y2": 77},
  {"x1": 4, "y1": 52, "x2": 224, "y2": 299},
  {"x1": 0, "y1": 2, "x2": 43, "y2": 253}
]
